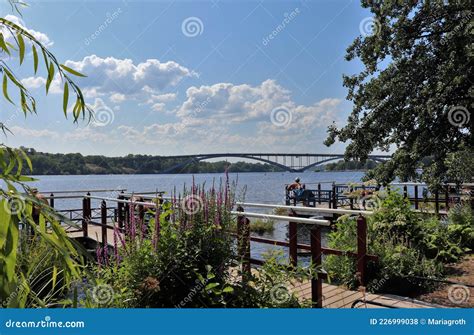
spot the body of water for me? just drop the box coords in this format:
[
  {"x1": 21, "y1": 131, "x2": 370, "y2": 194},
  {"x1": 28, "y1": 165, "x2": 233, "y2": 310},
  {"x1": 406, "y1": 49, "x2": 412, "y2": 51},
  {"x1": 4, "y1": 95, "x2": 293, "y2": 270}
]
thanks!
[{"x1": 29, "y1": 171, "x2": 365, "y2": 262}]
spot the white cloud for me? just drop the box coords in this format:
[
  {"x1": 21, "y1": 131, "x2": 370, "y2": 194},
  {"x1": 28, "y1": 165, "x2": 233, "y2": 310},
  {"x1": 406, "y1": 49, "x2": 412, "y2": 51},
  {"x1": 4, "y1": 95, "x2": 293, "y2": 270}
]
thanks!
[
  {"x1": 21, "y1": 77, "x2": 46, "y2": 89},
  {"x1": 9, "y1": 126, "x2": 59, "y2": 139},
  {"x1": 151, "y1": 103, "x2": 166, "y2": 112},
  {"x1": 110, "y1": 93, "x2": 126, "y2": 103},
  {"x1": 3, "y1": 15, "x2": 53, "y2": 47},
  {"x1": 177, "y1": 79, "x2": 291, "y2": 122},
  {"x1": 62, "y1": 55, "x2": 197, "y2": 97}
]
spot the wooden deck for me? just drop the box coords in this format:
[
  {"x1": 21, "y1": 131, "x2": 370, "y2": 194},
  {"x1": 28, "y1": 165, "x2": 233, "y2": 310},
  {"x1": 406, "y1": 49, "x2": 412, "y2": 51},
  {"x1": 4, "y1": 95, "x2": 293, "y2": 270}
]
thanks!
[
  {"x1": 69, "y1": 223, "x2": 441, "y2": 309},
  {"x1": 289, "y1": 280, "x2": 438, "y2": 308}
]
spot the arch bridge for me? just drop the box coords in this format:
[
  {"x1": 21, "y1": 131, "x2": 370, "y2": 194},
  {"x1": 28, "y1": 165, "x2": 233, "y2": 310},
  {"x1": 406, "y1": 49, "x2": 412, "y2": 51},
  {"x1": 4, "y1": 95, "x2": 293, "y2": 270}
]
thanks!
[{"x1": 160, "y1": 153, "x2": 390, "y2": 173}]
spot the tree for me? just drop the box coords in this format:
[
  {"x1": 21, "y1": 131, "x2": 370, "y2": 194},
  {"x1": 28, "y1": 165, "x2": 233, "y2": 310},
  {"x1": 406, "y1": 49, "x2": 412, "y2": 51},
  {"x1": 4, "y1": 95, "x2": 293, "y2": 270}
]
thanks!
[
  {"x1": 0, "y1": 1, "x2": 92, "y2": 306},
  {"x1": 325, "y1": 1, "x2": 473, "y2": 188}
]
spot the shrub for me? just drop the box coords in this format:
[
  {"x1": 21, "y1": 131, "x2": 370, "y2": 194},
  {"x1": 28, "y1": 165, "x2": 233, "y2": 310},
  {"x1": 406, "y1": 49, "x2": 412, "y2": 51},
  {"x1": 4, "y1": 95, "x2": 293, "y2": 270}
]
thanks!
[
  {"x1": 325, "y1": 191, "x2": 472, "y2": 296},
  {"x1": 250, "y1": 219, "x2": 275, "y2": 234},
  {"x1": 96, "y1": 181, "x2": 309, "y2": 308}
]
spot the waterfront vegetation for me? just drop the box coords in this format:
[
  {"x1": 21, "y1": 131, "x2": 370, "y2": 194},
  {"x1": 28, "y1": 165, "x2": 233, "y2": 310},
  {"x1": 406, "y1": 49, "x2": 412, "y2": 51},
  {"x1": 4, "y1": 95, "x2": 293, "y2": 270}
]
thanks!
[
  {"x1": 0, "y1": 0, "x2": 472, "y2": 309},
  {"x1": 326, "y1": 191, "x2": 473, "y2": 296}
]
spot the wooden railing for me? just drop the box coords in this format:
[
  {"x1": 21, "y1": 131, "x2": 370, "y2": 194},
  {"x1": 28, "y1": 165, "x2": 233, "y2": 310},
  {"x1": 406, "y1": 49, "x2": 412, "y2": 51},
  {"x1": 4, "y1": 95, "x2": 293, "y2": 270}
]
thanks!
[{"x1": 232, "y1": 202, "x2": 377, "y2": 308}]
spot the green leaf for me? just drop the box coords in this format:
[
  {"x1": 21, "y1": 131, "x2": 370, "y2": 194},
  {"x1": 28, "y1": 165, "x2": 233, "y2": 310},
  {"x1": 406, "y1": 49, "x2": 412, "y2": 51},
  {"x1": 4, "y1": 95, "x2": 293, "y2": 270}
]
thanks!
[
  {"x1": 63, "y1": 82, "x2": 69, "y2": 117},
  {"x1": 3, "y1": 74, "x2": 14, "y2": 105},
  {"x1": 46, "y1": 62, "x2": 54, "y2": 93},
  {"x1": 222, "y1": 286, "x2": 234, "y2": 293},
  {"x1": 32, "y1": 45, "x2": 38, "y2": 74},
  {"x1": 0, "y1": 33, "x2": 10, "y2": 55},
  {"x1": 17, "y1": 33, "x2": 25, "y2": 64},
  {"x1": 0, "y1": 200, "x2": 11, "y2": 250},
  {"x1": 60, "y1": 64, "x2": 86, "y2": 77},
  {"x1": 205, "y1": 282, "x2": 220, "y2": 290},
  {"x1": 52, "y1": 266, "x2": 58, "y2": 289}
]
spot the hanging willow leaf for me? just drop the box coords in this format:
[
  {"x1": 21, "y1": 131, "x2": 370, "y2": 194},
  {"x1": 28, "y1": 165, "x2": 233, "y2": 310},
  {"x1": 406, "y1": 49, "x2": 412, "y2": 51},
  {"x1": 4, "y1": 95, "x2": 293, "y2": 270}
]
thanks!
[
  {"x1": 59, "y1": 64, "x2": 86, "y2": 77},
  {"x1": 20, "y1": 90, "x2": 27, "y2": 114},
  {"x1": 32, "y1": 44, "x2": 38, "y2": 74},
  {"x1": 63, "y1": 82, "x2": 69, "y2": 117},
  {"x1": 0, "y1": 33, "x2": 10, "y2": 55},
  {"x1": 45, "y1": 62, "x2": 54, "y2": 93},
  {"x1": 3, "y1": 74, "x2": 14, "y2": 105},
  {"x1": 17, "y1": 33, "x2": 25, "y2": 64}
]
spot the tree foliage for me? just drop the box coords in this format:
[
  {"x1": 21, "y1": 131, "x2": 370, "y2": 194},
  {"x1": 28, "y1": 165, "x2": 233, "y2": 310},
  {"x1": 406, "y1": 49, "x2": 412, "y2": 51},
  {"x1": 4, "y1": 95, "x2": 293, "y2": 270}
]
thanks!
[
  {"x1": 21, "y1": 148, "x2": 284, "y2": 175},
  {"x1": 325, "y1": 1, "x2": 473, "y2": 188},
  {"x1": 1, "y1": 1, "x2": 91, "y2": 307}
]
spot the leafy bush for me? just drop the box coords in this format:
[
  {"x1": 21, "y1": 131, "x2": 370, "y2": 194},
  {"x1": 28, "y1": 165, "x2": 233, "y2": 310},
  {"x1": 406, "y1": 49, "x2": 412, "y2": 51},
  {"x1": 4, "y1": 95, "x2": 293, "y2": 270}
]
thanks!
[
  {"x1": 250, "y1": 219, "x2": 275, "y2": 234},
  {"x1": 325, "y1": 191, "x2": 473, "y2": 295},
  {"x1": 97, "y1": 182, "x2": 309, "y2": 308}
]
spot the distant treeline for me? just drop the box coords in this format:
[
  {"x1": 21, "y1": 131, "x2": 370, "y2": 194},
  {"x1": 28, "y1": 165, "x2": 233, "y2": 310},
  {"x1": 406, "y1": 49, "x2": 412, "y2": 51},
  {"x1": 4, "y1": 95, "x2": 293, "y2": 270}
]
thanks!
[
  {"x1": 324, "y1": 160, "x2": 379, "y2": 171},
  {"x1": 21, "y1": 148, "x2": 283, "y2": 175}
]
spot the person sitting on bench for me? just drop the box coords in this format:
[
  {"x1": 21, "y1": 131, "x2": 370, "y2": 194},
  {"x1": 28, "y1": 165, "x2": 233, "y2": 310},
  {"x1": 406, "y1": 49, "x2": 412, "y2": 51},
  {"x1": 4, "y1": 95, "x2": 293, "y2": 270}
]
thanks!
[{"x1": 287, "y1": 177, "x2": 306, "y2": 199}]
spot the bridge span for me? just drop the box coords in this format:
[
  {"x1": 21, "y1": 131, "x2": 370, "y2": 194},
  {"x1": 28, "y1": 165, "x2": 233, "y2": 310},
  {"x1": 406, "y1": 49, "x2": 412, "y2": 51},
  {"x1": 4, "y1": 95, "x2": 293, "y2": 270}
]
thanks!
[{"x1": 160, "y1": 153, "x2": 391, "y2": 173}]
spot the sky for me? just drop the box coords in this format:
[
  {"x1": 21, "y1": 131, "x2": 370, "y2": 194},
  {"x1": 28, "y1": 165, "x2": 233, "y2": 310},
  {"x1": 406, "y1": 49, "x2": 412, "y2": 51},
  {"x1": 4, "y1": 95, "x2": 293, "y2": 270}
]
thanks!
[{"x1": 0, "y1": 0, "x2": 377, "y2": 157}]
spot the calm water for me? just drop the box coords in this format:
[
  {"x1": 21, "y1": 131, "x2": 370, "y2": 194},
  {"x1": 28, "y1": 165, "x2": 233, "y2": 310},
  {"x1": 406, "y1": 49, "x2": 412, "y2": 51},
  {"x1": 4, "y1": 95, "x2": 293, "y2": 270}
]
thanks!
[{"x1": 28, "y1": 171, "x2": 365, "y2": 262}]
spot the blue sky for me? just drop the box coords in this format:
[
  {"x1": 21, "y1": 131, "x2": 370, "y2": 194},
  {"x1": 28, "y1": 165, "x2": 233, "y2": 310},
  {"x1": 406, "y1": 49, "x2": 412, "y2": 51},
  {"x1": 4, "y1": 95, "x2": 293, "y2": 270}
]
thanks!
[{"x1": 1, "y1": 0, "x2": 375, "y2": 156}]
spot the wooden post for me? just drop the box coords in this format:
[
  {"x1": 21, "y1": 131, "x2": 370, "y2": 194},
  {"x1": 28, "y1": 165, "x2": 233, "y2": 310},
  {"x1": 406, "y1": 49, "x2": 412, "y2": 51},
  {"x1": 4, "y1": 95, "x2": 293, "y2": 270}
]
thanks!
[
  {"x1": 82, "y1": 197, "x2": 90, "y2": 238},
  {"x1": 445, "y1": 185, "x2": 449, "y2": 210},
  {"x1": 49, "y1": 193, "x2": 54, "y2": 208},
  {"x1": 101, "y1": 200, "x2": 108, "y2": 246},
  {"x1": 332, "y1": 183, "x2": 337, "y2": 209},
  {"x1": 356, "y1": 215, "x2": 367, "y2": 287},
  {"x1": 311, "y1": 225, "x2": 323, "y2": 308},
  {"x1": 435, "y1": 189, "x2": 440, "y2": 215},
  {"x1": 237, "y1": 206, "x2": 250, "y2": 280},
  {"x1": 403, "y1": 185, "x2": 408, "y2": 199},
  {"x1": 414, "y1": 185, "x2": 419, "y2": 210},
  {"x1": 288, "y1": 211, "x2": 297, "y2": 267},
  {"x1": 350, "y1": 186, "x2": 354, "y2": 210},
  {"x1": 117, "y1": 195, "x2": 124, "y2": 229},
  {"x1": 317, "y1": 183, "x2": 321, "y2": 204}
]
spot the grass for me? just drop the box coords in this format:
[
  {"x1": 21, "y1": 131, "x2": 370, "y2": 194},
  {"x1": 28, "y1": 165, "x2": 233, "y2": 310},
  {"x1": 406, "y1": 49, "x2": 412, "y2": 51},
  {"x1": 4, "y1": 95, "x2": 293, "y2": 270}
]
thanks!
[{"x1": 250, "y1": 219, "x2": 275, "y2": 234}]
